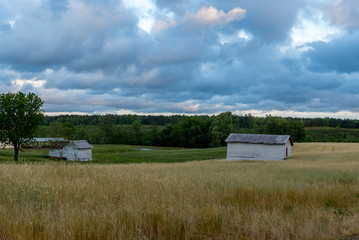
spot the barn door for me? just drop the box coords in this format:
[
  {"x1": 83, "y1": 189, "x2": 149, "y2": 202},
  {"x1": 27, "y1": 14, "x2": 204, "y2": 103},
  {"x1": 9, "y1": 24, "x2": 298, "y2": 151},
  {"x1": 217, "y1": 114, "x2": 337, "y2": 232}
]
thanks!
[{"x1": 286, "y1": 147, "x2": 288, "y2": 157}]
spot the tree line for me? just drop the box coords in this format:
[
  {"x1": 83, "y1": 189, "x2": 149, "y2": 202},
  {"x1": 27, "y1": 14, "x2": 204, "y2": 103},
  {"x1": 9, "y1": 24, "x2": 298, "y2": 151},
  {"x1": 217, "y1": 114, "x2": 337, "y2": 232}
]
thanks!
[
  {"x1": 42, "y1": 113, "x2": 359, "y2": 129},
  {"x1": 42, "y1": 114, "x2": 187, "y2": 126},
  {"x1": 38, "y1": 112, "x2": 307, "y2": 147}
]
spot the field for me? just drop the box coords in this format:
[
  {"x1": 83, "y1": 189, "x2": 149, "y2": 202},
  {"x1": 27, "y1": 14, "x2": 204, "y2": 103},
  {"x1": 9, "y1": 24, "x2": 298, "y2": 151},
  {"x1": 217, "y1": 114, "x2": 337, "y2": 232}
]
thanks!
[{"x1": 0, "y1": 143, "x2": 359, "y2": 239}]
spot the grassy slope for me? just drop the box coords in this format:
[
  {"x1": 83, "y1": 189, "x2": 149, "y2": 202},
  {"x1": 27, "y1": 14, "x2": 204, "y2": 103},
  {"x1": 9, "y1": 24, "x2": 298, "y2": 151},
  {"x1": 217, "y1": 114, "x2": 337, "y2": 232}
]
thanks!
[{"x1": 0, "y1": 143, "x2": 359, "y2": 239}]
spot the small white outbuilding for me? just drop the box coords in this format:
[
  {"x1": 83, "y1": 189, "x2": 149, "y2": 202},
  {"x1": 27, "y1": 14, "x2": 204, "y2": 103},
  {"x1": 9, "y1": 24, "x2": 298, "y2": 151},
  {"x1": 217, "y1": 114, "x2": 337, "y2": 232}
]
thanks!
[
  {"x1": 0, "y1": 142, "x2": 13, "y2": 149},
  {"x1": 225, "y1": 134, "x2": 293, "y2": 161},
  {"x1": 49, "y1": 140, "x2": 93, "y2": 161}
]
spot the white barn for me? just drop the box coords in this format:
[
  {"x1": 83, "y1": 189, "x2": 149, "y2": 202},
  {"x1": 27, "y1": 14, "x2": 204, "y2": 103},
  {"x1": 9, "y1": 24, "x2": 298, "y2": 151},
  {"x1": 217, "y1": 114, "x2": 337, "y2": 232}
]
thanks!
[
  {"x1": 225, "y1": 134, "x2": 293, "y2": 161},
  {"x1": 49, "y1": 140, "x2": 93, "y2": 161}
]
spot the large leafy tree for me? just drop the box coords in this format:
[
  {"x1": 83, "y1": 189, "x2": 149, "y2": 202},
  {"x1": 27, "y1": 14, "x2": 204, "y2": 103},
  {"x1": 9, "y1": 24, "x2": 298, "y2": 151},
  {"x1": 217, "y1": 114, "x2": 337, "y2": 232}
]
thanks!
[
  {"x1": 209, "y1": 112, "x2": 236, "y2": 147},
  {"x1": 131, "y1": 119, "x2": 143, "y2": 145},
  {"x1": 0, "y1": 92, "x2": 44, "y2": 161},
  {"x1": 170, "y1": 117, "x2": 209, "y2": 148}
]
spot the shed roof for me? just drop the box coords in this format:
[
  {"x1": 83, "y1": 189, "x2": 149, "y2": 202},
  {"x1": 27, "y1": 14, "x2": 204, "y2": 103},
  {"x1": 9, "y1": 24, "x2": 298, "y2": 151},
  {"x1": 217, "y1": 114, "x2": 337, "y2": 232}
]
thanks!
[
  {"x1": 32, "y1": 138, "x2": 68, "y2": 143},
  {"x1": 72, "y1": 140, "x2": 93, "y2": 149},
  {"x1": 225, "y1": 134, "x2": 293, "y2": 146}
]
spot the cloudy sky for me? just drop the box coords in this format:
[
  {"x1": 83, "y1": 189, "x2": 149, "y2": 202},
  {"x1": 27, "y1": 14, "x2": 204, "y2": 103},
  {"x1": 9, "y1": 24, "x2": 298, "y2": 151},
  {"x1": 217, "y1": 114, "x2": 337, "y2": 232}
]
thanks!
[{"x1": 1, "y1": 0, "x2": 359, "y2": 118}]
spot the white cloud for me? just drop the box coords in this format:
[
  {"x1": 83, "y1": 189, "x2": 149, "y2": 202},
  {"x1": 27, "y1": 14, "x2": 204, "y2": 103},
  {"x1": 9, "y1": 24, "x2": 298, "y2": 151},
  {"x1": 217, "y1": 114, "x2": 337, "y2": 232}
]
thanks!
[
  {"x1": 8, "y1": 20, "x2": 16, "y2": 28},
  {"x1": 152, "y1": 18, "x2": 177, "y2": 33},
  {"x1": 234, "y1": 109, "x2": 359, "y2": 120},
  {"x1": 218, "y1": 30, "x2": 253, "y2": 45},
  {"x1": 186, "y1": 6, "x2": 246, "y2": 28},
  {"x1": 12, "y1": 79, "x2": 45, "y2": 88},
  {"x1": 291, "y1": 8, "x2": 342, "y2": 47},
  {"x1": 123, "y1": 0, "x2": 156, "y2": 33},
  {"x1": 152, "y1": 6, "x2": 246, "y2": 34}
]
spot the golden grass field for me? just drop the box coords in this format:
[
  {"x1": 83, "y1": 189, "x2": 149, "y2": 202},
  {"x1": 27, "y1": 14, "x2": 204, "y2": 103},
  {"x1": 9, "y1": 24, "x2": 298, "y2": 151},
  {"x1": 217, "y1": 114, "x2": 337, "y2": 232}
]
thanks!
[{"x1": 1, "y1": 143, "x2": 359, "y2": 239}]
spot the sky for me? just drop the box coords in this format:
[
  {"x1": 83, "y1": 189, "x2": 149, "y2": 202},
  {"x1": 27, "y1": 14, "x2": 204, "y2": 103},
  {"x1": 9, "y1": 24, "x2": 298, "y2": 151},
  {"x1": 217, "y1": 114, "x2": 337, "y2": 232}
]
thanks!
[{"x1": 1, "y1": 0, "x2": 359, "y2": 118}]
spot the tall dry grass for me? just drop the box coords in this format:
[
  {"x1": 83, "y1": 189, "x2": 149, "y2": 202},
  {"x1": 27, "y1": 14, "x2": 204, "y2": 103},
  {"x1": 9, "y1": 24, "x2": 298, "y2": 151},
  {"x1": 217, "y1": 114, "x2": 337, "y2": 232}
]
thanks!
[{"x1": 0, "y1": 143, "x2": 359, "y2": 239}]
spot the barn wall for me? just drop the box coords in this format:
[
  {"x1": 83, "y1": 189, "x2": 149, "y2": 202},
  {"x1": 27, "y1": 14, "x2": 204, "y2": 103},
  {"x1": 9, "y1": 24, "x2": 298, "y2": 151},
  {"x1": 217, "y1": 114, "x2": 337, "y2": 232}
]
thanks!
[
  {"x1": 62, "y1": 146, "x2": 76, "y2": 160},
  {"x1": 49, "y1": 149, "x2": 60, "y2": 158},
  {"x1": 227, "y1": 142, "x2": 290, "y2": 161},
  {"x1": 49, "y1": 147, "x2": 77, "y2": 160},
  {"x1": 49, "y1": 146, "x2": 93, "y2": 161},
  {"x1": 77, "y1": 149, "x2": 92, "y2": 161}
]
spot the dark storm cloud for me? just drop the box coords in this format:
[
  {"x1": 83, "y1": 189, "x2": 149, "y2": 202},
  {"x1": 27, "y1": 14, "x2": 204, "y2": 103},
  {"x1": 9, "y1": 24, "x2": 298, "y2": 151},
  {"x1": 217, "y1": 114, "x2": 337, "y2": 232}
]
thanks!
[
  {"x1": 0, "y1": 0, "x2": 138, "y2": 73},
  {"x1": 305, "y1": 31, "x2": 359, "y2": 73},
  {"x1": 230, "y1": 0, "x2": 308, "y2": 42},
  {"x1": 1, "y1": 0, "x2": 359, "y2": 116}
]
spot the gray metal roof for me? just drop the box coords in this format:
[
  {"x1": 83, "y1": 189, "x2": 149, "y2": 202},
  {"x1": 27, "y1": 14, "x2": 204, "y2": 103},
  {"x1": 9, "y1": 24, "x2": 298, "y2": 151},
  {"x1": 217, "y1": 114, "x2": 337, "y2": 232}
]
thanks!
[
  {"x1": 73, "y1": 140, "x2": 93, "y2": 149},
  {"x1": 32, "y1": 138, "x2": 68, "y2": 143},
  {"x1": 225, "y1": 134, "x2": 293, "y2": 146}
]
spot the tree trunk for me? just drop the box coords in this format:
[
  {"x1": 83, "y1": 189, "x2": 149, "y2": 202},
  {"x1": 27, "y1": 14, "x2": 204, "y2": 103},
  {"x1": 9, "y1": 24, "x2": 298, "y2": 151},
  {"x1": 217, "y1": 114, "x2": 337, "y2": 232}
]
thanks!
[{"x1": 14, "y1": 144, "x2": 19, "y2": 161}]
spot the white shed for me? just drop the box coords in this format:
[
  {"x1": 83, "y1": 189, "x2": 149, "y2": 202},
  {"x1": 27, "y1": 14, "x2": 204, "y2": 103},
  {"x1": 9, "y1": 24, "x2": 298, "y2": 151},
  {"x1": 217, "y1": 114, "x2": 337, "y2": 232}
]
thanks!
[
  {"x1": 0, "y1": 142, "x2": 13, "y2": 149},
  {"x1": 225, "y1": 134, "x2": 293, "y2": 161},
  {"x1": 49, "y1": 140, "x2": 93, "y2": 161}
]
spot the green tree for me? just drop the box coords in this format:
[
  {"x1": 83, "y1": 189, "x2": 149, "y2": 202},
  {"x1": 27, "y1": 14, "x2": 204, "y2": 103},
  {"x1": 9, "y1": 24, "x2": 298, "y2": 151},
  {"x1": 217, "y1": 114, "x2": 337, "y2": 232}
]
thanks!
[
  {"x1": 131, "y1": 120, "x2": 143, "y2": 145},
  {"x1": 0, "y1": 92, "x2": 44, "y2": 161},
  {"x1": 112, "y1": 126, "x2": 126, "y2": 144},
  {"x1": 170, "y1": 117, "x2": 209, "y2": 148},
  {"x1": 101, "y1": 114, "x2": 115, "y2": 144},
  {"x1": 62, "y1": 122, "x2": 75, "y2": 140},
  {"x1": 159, "y1": 124, "x2": 175, "y2": 147},
  {"x1": 287, "y1": 121, "x2": 306, "y2": 142},
  {"x1": 49, "y1": 121, "x2": 75, "y2": 140},
  {"x1": 260, "y1": 115, "x2": 288, "y2": 135},
  {"x1": 75, "y1": 127, "x2": 89, "y2": 141},
  {"x1": 48, "y1": 121, "x2": 63, "y2": 138},
  {"x1": 238, "y1": 113, "x2": 255, "y2": 129},
  {"x1": 143, "y1": 126, "x2": 160, "y2": 146},
  {"x1": 88, "y1": 127, "x2": 103, "y2": 144},
  {"x1": 209, "y1": 112, "x2": 235, "y2": 147}
]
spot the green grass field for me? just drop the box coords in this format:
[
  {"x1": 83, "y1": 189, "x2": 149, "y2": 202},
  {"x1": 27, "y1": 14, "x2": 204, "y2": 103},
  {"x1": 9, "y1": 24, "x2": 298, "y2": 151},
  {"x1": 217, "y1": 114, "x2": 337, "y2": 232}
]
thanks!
[
  {"x1": 0, "y1": 143, "x2": 359, "y2": 239},
  {"x1": 0, "y1": 145, "x2": 227, "y2": 163},
  {"x1": 93, "y1": 145, "x2": 227, "y2": 163}
]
